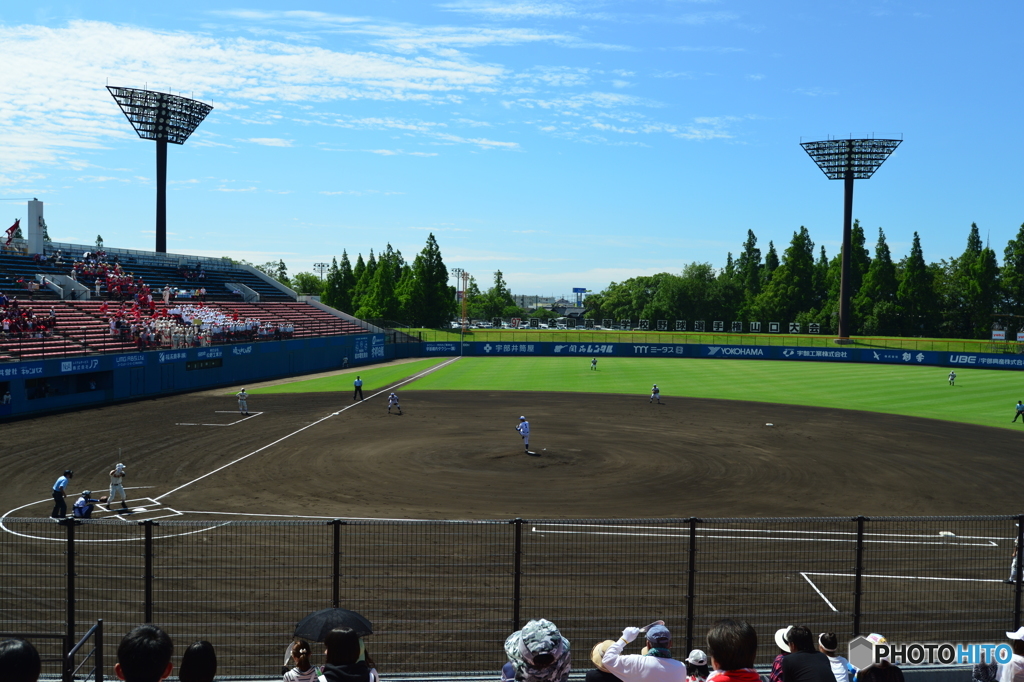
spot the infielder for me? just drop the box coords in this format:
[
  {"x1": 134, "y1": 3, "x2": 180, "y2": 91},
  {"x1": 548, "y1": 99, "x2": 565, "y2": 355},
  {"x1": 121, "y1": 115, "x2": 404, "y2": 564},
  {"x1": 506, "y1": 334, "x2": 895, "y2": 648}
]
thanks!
[
  {"x1": 948, "y1": 370, "x2": 956, "y2": 386},
  {"x1": 1014, "y1": 401, "x2": 1024, "y2": 423},
  {"x1": 237, "y1": 388, "x2": 249, "y2": 416},
  {"x1": 650, "y1": 384, "x2": 661, "y2": 404},
  {"x1": 387, "y1": 392, "x2": 402, "y2": 415},
  {"x1": 107, "y1": 463, "x2": 128, "y2": 511},
  {"x1": 516, "y1": 416, "x2": 530, "y2": 453}
]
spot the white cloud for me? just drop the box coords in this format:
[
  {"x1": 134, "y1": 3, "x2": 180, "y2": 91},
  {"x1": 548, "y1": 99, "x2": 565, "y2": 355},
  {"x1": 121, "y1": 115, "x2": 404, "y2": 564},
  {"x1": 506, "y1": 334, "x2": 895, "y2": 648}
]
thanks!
[{"x1": 245, "y1": 138, "x2": 294, "y2": 147}]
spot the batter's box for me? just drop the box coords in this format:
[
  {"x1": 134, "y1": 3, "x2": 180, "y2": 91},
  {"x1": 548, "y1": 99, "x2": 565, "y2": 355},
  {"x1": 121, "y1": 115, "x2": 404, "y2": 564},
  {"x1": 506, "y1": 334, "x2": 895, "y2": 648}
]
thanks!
[
  {"x1": 100, "y1": 498, "x2": 184, "y2": 521},
  {"x1": 176, "y1": 411, "x2": 263, "y2": 427}
]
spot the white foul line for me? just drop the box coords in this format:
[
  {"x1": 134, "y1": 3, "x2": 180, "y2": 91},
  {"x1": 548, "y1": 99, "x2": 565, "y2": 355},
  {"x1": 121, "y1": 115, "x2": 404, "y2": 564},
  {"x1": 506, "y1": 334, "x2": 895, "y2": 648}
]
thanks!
[
  {"x1": 155, "y1": 357, "x2": 460, "y2": 502},
  {"x1": 176, "y1": 412, "x2": 264, "y2": 427},
  {"x1": 800, "y1": 572, "x2": 838, "y2": 612}
]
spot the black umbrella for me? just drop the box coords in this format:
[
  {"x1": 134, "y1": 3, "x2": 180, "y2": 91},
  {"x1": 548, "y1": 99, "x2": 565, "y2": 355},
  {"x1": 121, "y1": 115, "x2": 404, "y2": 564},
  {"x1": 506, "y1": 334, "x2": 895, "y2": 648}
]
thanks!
[{"x1": 294, "y1": 608, "x2": 373, "y2": 641}]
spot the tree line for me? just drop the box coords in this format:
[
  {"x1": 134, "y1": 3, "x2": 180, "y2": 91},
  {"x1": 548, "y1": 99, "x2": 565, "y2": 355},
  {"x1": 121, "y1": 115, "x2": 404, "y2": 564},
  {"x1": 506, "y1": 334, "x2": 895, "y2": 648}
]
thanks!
[
  {"x1": 249, "y1": 234, "x2": 458, "y2": 328},
  {"x1": 584, "y1": 222, "x2": 1024, "y2": 339}
]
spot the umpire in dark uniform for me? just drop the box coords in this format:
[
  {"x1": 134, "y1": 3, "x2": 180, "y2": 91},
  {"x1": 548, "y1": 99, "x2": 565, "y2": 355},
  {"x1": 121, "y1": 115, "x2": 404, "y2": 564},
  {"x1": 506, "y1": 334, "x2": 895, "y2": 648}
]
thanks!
[{"x1": 51, "y1": 469, "x2": 73, "y2": 518}]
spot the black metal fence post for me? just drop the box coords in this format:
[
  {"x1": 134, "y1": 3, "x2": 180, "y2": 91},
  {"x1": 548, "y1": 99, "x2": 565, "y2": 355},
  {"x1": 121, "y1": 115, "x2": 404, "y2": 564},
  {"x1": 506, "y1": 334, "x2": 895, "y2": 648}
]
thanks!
[
  {"x1": 686, "y1": 517, "x2": 698, "y2": 655},
  {"x1": 853, "y1": 515, "x2": 866, "y2": 636},
  {"x1": 332, "y1": 519, "x2": 343, "y2": 608},
  {"x1": 64, "y1": 519, "x2": 76, "y2": 682},
  {"x1": 143, "y1": 521, "x2": 154, "y2": 623},
  {"x1": 512, "y1": 518, "x2": 523, "y2": 631},
  {"x1": 96, "y1": 618, "x2": 104, "y2": 682},
  {"x1": 1015, "y1": 515, "x2": 1024, "y2": 629}
]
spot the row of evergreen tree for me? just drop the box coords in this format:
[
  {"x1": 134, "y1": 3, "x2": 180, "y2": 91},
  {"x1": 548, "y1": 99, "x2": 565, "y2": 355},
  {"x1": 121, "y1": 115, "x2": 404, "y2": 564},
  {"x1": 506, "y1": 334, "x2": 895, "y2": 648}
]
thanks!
[
  {"x1": 264, "y1": 234, "x2": 457, "y2": 328},
  {"x1": 585, "y1": 222, "x2": 1024, "y2": 339}
]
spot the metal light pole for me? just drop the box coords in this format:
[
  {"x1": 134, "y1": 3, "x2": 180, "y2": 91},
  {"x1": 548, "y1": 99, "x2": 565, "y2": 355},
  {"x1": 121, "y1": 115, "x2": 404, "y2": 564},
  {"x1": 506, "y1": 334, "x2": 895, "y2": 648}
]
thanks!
[
  {"x1": 313, "y1": 262, "x2": 328, "y2": 280},
  {"x1": 801, "y1": 137, "x2": 901, "y2": 340},
  {"x1": 108, "y1": 87, "x2": 213, "y2": 253},
  {"x1": 451, "y1": 268, "x2": 470, "y2": 356}
]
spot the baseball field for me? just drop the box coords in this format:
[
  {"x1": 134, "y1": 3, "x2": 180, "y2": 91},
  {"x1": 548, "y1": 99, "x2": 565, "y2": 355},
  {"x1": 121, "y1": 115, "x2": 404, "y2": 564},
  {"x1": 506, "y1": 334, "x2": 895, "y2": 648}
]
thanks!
[
  {"x1": 3, "y1": 355, "x2": 1023, "y2": 676},
  {"x1": 6, "y1": 354, "x2": 1023, "y2": 520}
]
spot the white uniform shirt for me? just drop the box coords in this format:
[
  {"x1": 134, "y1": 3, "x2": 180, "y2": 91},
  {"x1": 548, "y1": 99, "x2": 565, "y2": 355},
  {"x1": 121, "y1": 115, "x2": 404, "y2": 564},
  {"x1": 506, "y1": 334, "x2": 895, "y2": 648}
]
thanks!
[
  {"x1": 516, "y1": 420, "x2": 530, "y2": 436},
  {"x1": 999, "y1": 654, "x2": 1024, "y2": 682},
  {"x1": 602, "y1": 638, "x2": 685, "y2": 682}
]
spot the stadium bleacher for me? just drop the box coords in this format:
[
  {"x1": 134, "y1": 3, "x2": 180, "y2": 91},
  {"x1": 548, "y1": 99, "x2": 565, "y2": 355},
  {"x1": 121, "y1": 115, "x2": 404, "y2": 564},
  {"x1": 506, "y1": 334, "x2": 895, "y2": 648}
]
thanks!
[{"x1": 0, "y1": 246, "x2": 369, "y2": 360}]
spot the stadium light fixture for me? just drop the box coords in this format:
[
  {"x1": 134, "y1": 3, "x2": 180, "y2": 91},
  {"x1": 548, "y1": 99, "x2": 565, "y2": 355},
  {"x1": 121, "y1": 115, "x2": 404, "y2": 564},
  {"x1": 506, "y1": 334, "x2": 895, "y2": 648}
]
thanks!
[
  {"x1": 801, "y1": 137, "x2": 901, "y2": 340},
  {"x1": 107, "y1": 86, "x2": 213, "y2": 253}
]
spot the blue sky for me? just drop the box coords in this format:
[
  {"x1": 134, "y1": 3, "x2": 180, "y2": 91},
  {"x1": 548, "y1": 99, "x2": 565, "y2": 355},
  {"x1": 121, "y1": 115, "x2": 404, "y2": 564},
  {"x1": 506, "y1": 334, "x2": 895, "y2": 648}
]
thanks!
[{"x1": 1, "y1": 1, "x2": 1021, "y2": 296}]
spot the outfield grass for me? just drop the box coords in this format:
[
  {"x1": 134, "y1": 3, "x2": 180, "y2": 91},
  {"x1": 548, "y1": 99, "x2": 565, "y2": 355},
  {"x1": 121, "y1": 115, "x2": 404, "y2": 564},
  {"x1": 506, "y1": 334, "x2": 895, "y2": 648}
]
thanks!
[
  {"x1": 403, "y1": 356, "x2": 1024, "y2": 430},
  {"x1": 244, "y1": 358, "x2": 449, "y2": 394}
]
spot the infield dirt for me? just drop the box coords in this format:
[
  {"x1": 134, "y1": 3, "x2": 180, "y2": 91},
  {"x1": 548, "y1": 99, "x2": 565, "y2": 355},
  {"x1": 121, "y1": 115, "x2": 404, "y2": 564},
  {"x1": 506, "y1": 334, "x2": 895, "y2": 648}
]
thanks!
[{"x1": 4, "y1": 378, "x2": 1022, "y2": 519}]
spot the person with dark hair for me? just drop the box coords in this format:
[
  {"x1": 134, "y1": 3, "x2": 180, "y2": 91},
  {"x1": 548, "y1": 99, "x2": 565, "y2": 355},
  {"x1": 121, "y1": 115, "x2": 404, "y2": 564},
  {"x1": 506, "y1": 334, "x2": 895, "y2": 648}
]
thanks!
[
  {"x1": 817, "y1": 633, "x2": 855, "y2": 682},
  {"x1": 179, "y1": 641, "x2": 216, "y2": 682},
  {"x1": 323, "y1": 627, "x2": 370, "y2": 682},
  {"x1": 705, "y1": 619, "x2": 758, "y2": 682},
  {"x1": 0, "y1": 638, "x2": 41, "y2": 682},
  {"x1": 115, "y1": 625, "x2": 173, "y2": 682},
  {"x1": 857, "y1": 662, "x2": 905, "y2": 682},
  {"x1": 686, "y1": 649, "x2": 711, "y2": 682},
  {"x1": 284, "y1": 639, "x2": 319, "y2": 682},
  {"x1": 780, "y1": 626, "x2": 832, "y2": 682}
]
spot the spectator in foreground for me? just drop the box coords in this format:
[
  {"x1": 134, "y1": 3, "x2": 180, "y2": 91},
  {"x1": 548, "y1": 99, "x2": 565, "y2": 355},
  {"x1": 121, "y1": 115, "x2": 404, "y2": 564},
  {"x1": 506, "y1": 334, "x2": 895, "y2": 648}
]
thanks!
[
  {"x1": 0, "y1": 638, "x2": 41, "y2": 682},
  {"x1": 503, "y1": 618, "x2": 572, "y2": 682},
  {"x1": 781, "y1": 626, "x2": 833, "y2": 682},
  {"x1": 179, "y1": 641, "x2": 216, "y2": 682},
  {"x1": 601, "y1": 623, "x2": 684, "y2": 682},
  {"x1": 686, "y1": 649, "x2": 711, "y2": 682},
  {"x1": 114, "y1": 625, "x2": 173, "y2": 682},
  {"x1": 817, "y1": 633, "x2": 855, "y2": 682},
  {"x1": 770, "y1": 626, "x2": 793, "y2": 682},
  {"x1": 284, "y1": 639, "x2": 319, "y2": 682},
  {"x1": 1000, "y1": 627, "x2": 1024, "y2": 682},
  {"x1": 585, "y1": 640, "x2": 622, "y2": 682},
  {"x1": 857, "y1": 661, "x2": 904, "y2": 682},
  {"x1": 322, "y1": 627, "x2": 372, "y2": 682},
  {"x1": 705, "y1": 618, "x2": 758, "y2": 682}
]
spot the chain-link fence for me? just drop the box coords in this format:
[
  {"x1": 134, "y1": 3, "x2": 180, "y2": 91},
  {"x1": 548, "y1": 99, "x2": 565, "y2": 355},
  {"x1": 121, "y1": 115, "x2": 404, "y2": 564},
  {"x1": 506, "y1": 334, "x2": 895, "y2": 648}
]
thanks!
[{"x1": 2, "y1": 515, "x2": 1021, "y2": 678}]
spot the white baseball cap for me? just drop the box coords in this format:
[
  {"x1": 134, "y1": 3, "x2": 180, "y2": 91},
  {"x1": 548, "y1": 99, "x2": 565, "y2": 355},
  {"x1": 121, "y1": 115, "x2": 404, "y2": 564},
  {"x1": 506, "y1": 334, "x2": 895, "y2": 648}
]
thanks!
[
  {"x1": 520, "y1": 416, "x2": 526, "y2": 420},
  {"x1": 1007, "y1": 627, "x2": 1024, "y2": 640}
]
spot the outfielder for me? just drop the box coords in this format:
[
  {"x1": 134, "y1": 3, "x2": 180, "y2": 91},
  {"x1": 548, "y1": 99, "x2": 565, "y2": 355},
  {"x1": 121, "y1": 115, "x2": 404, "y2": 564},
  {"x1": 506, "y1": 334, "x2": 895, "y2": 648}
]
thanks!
[
  {"x1": 237, "y1": 388, "x2": 249, "y2": 416},
  {"x1": 388, "y1": 392, "x2": 402, "y2": 415},
  {"x1": 516, "y1": 416, "x2": 530, "y2": 453},
  {"x1": 107, "y1": 463, "x2": 128, "y2": 511},
  {"x1": 650, "y1": 384, "x2": 661, "y2": 403},
  {"x1": 948, "y1": 370, "x2": 956, "y2": 386},
  {"x1": 591, "y1": 357, "x2": 598, "y2": 371}
]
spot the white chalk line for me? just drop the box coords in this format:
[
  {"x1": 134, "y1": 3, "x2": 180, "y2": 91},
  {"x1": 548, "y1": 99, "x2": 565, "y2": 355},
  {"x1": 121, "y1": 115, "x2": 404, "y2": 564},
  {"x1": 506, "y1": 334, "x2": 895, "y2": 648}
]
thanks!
[
  {"x1": 529, "y1": 526, "x2": 1000, "y2": 548},
  {"x1": 800, "y1": 572, "x2": 839, "y2": 612},
  {"x1": 799, "y1": 570, "x2": 1012, "y2": 612},
  {"x1": 154, "y1": 357, "x2": 461, "y2": 502},
  {"x1": 176, "y1": 412, "x2": 264, "y2": 427},
  {"x1": 531, "y1": 522, "x2": 1004, "y2": 543}
]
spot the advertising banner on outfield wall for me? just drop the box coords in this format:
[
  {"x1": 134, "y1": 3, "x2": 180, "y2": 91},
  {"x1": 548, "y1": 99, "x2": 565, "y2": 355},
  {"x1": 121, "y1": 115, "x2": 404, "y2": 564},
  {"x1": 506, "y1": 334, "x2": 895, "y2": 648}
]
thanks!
[{"x1": 448, "y1": 341, "x2": 1024, "y2": 370}]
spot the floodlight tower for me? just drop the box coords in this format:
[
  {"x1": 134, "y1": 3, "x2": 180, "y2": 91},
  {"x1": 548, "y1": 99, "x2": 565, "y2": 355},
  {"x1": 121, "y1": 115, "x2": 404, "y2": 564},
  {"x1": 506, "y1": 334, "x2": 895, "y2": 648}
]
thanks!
[
  {"x1": 801, "y1": 137, "x2": 901, "y2": 340},
  {"x1": 107, "y1": 86, "x2": 213, "y2": 253}
]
